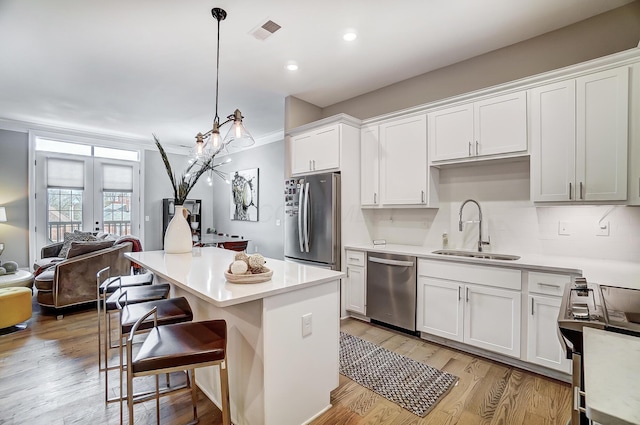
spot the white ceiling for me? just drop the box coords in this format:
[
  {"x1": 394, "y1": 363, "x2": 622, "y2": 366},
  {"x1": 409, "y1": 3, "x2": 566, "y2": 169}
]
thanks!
[{"x1": 0, "y1": 0, "x2": 633, "y2": 148}]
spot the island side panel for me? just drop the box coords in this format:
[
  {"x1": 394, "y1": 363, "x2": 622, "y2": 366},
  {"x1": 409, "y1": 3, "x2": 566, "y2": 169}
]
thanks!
[
  {"x1": 171, "y1": 285, "x2": 266, "y2": 425},
  {"x1": 262, "y1": 279, "x2": 340, "y2": 425}
]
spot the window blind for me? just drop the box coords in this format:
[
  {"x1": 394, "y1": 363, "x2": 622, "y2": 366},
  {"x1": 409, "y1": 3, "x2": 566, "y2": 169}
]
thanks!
[
  {"x1": 47, "y1": 158, "x2": 84, "y2": 189},
  {"x1": 103, "y1": 164, "x2": 133, "y2": 192}
]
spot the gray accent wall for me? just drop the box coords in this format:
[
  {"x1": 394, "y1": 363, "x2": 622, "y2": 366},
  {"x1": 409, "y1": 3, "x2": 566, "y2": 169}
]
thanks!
[
  {"x1": 0, "y1": 129, "x2": 29, "y2": 268},
  {"x1": 320, "y1": 1, "x2": 640, "y2": 121},
  {"x1": 210, "y1": 141, "x2": 285, "y2": 260}
]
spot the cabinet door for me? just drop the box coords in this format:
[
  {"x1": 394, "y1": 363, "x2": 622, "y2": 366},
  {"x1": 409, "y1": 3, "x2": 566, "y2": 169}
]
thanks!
[
  {"x1": 474, "y1": 91, "x2": 528, "y2": 157},
  {"x1": 530, "y1": 81, "x2": 576, "y2": 202},
  {"x1": 310, "y1": 124, "x2": 341, "y2": 172},
  {"x1": 464, "y1": 284, "x2": 521, "y2": 358},
  {"x1": 379, "y1": 115, "x2": 427, "y2": 205},
  {"x1": 576, "y1": 67, "x2": 629, "y2": 201},
  {"x1": 417, "y1": 277, "x2": 463, "y2": 342},
  {"x1": 291, "y1": 132, "x2": 314, "y2": 175},
  {"x1": 345, "y1": 265, "x2": 366, "y2": 315},
  {"x1": 361, "y1": 126, "x2": 379, "y2": 206},
  {"x1": 428, "y1": 104, "x2": 473, "y2": 161},
  {"x1": 527, "y1": 295, "x2": 571, "y2": 373}
]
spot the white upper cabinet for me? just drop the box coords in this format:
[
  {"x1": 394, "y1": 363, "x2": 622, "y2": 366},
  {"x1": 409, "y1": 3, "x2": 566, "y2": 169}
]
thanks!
[
  {"x1": 291, "y1": 124, "x2": 341, "y2": 175},
  {"x1": 576, "y1": 67, "x2": 629, "y2": 201},
  {"x1": 531, "y1": 66, "x2": 629, "y2": 202},
  {"x1": 530, "y1": 80, "x2": 577, "y2": 201},
  {"x1": 428, "y1": 104, "x2": 473, "y2": 161},
  {"x1": 360, "y1": 125, "x2": 380, "y2": 206},
  {"x1": 429, "y1": 91, "x2": 527, "y2": 163},
  {"x1": 379, "y1": 114, "x2": 431, "y2": 206}
]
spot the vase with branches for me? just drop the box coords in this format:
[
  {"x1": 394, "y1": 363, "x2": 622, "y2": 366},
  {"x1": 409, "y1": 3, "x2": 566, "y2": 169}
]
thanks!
[{"x1": 154, "y1": 135, "x2": 227, "y2": 253}]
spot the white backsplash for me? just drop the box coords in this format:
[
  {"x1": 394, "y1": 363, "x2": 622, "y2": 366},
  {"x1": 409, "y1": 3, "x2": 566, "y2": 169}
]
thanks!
[{"x1": 358, "y1": 160, "x2": 640, "y2": 263}]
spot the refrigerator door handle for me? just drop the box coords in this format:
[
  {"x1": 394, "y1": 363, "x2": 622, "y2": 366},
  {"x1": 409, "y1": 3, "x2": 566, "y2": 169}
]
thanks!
[
  {"x1": 297, "y1": 183, "x2": 305, "y2": 252},
  {"x1": 303, "y1": 182, "x2": 310, "y2": 252}
]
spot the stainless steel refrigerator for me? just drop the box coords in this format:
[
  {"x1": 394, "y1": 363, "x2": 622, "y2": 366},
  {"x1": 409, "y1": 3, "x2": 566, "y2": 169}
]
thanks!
[{"x1": 284, "y1": 173, "x2": 340, "y2": 270}]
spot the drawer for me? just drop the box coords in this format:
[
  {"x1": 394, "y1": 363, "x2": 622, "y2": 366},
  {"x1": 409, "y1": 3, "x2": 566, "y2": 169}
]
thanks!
[
  {"x1": 345, "y1": 250, "x2": 365, "y2": 267},
  {"x1": 528, "y1": 271, "x2": 572, "y2": 296},
  {"x1": 419, "y1": 259, "x2": 521, "y2": 291}
]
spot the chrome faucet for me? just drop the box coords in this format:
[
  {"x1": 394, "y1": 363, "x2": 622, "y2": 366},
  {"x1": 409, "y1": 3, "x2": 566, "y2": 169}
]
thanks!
[{"x1": 458, "y1": 199, "x2": 490, "y2": 252}]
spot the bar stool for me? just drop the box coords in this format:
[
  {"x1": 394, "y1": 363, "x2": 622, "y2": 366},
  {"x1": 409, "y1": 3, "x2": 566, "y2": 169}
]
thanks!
[
  {"x1": 96, "y1": 268, "x2": 171, "y2": 404},
  {"x1": 113, "y1": 294, "x2": 194, "y2": 422},
  {"x1": 97, "y1": 267, "x2": 154, "y2": 371},
  {"x1": 124, "y1": 309, "x2": 231, "y2": 425}
]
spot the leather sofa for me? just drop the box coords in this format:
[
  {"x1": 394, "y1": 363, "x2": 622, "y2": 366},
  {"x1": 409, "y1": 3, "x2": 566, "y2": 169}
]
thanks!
[{"x1": 33, "y1": 236, "x2": 137, "y2": 309}]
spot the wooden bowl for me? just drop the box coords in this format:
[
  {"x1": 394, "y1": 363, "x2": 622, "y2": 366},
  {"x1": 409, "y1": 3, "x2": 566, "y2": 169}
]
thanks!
[{"x1": 224, "y1": 268, "x2": 273, "y2": 284}]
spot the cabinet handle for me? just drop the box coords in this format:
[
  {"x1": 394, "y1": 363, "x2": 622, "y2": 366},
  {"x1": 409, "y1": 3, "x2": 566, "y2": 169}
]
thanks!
[
  {"x1": 538, "y1": 282, "x2": 561, "y2": 288},
  {"x1": 466, "y1": 287, "x2": 469, "y2": 303},
  {"x1": 313, "y1": 160, "x2": 316, "y2": 170},
  {"x1": 348, "y1": 257, "x2": 359, "y2": 261},
  {"x1": 421, "y1": 190, "x2": 425, "y2": 203},
  {"x1": 569, "y1": 182, "x2": 572, "y2": 200},
  {"x1": 579, "y1": 182, "x2": 583, "y2": 200},
  {"x1": 531, "y1": 298, "x2": 534, "y2": 315},
  {"x1": 309, "y1": 160, "x2": 312, "y2": 171},
  {"x1": 346, "y1": 267, "x2": 349, "y2": 278},
  {"x1": 475, "y1": 141, "x2": 479, "y2": 156},
  {"x1": 374, "y1": 193, "x2": 377, "y2": 204},
  {"x1": 458, "y1": 286, "x2": 461, "y2": 301},
  {"x1": 468, "y1": 142, "x2": 472, "y2": 157}
]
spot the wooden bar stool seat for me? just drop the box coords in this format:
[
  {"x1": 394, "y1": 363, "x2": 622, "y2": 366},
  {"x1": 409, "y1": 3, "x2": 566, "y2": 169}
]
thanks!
[
  {"x1": 99, "y1": 273, "x2": 154, "y2": 295},
  {"x1": 124, "y1": 310, "x2": 231, "y2": 425},
  {"x1": 111, "y1": 296, "x2": 194, "y2": 418}
]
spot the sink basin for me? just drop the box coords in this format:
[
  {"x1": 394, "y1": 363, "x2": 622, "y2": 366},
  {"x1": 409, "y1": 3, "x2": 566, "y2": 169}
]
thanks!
[{"x1": 432, "y1": 249, "x2": 520, "y2": 261}]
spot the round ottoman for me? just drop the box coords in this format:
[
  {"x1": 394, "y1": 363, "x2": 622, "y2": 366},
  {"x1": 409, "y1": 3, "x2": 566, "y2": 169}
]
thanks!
[{"x1": 0, "y1": 287, "x2": 32, "y2": 329}]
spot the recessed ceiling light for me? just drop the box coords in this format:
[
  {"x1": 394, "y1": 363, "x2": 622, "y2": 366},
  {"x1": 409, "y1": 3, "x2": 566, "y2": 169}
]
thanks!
[
  {"x1": 286, "y1": 63, "x2": 299, "y2": 71},
  {"x1": 343, "y1": 32, "x2": 357, "y2": 42}
]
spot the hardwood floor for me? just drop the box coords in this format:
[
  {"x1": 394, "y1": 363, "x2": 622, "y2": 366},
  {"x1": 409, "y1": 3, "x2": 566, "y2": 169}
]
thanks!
[{"x1": 0, "y1": 299, "x2": 571, "y2": 425}]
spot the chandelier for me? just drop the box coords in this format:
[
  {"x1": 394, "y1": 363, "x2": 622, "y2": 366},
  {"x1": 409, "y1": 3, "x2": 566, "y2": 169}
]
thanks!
[{"x1": 193, "y1": 7, "x2": 255, "y2": 162}]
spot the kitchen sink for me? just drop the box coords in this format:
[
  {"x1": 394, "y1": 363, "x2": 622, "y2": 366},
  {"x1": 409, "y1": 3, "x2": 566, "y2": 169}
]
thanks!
[{"x1": 432, "y1": 249, "x2": 521, "y2": 261}]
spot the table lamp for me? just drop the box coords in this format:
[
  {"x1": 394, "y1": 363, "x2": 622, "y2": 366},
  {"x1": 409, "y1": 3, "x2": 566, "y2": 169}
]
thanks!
[{"x1": 0, "y1": 207, "x2": 6, "y2": 257}]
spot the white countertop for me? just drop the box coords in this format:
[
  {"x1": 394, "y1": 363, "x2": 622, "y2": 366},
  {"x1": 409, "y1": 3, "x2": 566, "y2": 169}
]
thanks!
[
  {"x1": 583, "y1": 327, "x2": 640, "y2": 425},
  {"x1": 126, "y1": 248, "x2": 345, "y2": 307},
  {"x1": 344, "y1": 243, "x2": 640, "y2": 289}
]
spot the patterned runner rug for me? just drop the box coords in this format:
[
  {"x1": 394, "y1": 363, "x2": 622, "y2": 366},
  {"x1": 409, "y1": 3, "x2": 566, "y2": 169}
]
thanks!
[{"x1": 339, "y1": 332, "x2": 458, "y2": 417}]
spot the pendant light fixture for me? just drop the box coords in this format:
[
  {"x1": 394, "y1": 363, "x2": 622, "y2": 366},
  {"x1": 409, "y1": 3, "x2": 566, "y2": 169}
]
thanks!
[{"x1": 193, "y1": 7, "x2": 255, "y2": 161}]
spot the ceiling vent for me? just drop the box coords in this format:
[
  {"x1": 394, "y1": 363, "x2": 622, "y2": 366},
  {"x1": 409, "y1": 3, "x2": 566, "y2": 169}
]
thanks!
[{"x1": 250, "y1": 19, "x2": 281, "y2": 41}]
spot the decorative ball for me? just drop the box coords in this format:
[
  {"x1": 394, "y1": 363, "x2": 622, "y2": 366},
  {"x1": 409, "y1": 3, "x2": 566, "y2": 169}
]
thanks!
[
  {"x1": 2, "y1": 261, "x2": 17, "y2": 273},
  {"x1": 230, "y1": 260, "x2": 249, "y2": 275},
  {"x1": 0, "y1": 267, "x2": 6, "y2": 275},
  {"x1": 234, "y1": 252, "x2": 249, "y2": 264},
  {"x1": 248, "y1": 254, "x2": 265, "y2": 269}
]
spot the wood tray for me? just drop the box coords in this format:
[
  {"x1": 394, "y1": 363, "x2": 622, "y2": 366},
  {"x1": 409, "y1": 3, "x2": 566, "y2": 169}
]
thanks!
[{"x1": 224, "y1": 268, "x2": 273, "y2": 284}]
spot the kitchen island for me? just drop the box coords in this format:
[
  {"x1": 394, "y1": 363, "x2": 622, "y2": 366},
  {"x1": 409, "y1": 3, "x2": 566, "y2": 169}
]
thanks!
[{"x1": 126, "y1": 248, "x2": 345, "y2": 425}]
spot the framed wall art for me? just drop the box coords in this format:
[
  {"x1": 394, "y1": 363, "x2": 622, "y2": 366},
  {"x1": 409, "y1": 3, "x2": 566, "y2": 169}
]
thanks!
[{"x1": 230, "y1": 168, "x2": 258, "y2": 221}]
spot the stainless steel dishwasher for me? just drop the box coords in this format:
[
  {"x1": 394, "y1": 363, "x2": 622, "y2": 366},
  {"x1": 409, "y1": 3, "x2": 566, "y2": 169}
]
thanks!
[{"x1": 366, "y1": 252, "x2": 417, "y2": 332}]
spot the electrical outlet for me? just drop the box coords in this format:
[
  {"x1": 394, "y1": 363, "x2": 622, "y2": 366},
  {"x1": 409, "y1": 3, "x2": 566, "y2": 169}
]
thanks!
[
  {"x1": 302, "y1": 313, "x2": 312, "y2": 337},
  {"x1": 254, "y1": 245, "x2": 258, "y2": 253},
  {"x1": 275, "y1": 219, "x2": 281, "y2": 226},
  {"x1": 558, "y1": 221, "x2": 571, "y2": 236},
  {"x1": 145, "y1": 216, "x2": 150, "y2": 222},
  {"x1": 596, "y1": 221, "x2": 610, "y2": 236}
]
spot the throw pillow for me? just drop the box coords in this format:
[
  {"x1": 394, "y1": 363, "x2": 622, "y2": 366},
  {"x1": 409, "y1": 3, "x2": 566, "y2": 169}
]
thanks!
[
  {"x1": 59, "y1": 232, "x2": 97, "y2": 258},
  {"x1": 66, "y1": 240, "x2": 115, "y2": 259}
]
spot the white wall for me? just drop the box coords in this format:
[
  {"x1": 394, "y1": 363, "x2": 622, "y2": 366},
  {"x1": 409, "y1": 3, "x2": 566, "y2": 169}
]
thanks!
[{"x1": 360, "y1": 160, "x2": 640, "y2": 263}]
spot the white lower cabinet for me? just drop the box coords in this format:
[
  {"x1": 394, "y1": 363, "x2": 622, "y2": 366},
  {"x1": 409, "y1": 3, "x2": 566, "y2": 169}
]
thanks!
[
  {"x1": 417, "y1": 277, "x2": 463, "y2": 342},
  {"x1": 464, "y1": 284, "x2": 521, "y2": 358},
  {"x1": 526, "y1": 271, "x2": 573, "y2": 373},
  {"x1": 417, "y1": 260, "x2": 521, "y2": 358},
  {"x1": 345, "y1": 250, "x2": 366, "y2": 315}
]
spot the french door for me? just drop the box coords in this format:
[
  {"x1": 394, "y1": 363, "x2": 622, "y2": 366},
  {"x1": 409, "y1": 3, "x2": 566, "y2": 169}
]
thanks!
[{"x1": 34, "y1": 151, "x2": 140, "y2": 255}]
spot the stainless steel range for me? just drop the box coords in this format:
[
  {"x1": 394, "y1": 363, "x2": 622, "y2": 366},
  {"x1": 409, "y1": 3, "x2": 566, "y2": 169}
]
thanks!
[{"x1": 558, "y1": 277, "x2": 640, "y2": 424}]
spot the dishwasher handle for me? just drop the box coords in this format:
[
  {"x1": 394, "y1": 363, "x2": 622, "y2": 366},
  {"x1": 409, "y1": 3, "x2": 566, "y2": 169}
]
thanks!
[{"x1": 368, "y1": 256, "x2": 414, "y2": 267}]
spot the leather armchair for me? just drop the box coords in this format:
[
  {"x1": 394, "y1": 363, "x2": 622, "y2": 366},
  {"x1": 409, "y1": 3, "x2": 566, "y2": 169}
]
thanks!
[{"x1": 34, "y1": 240, "x2": 134, "y2": 309}]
